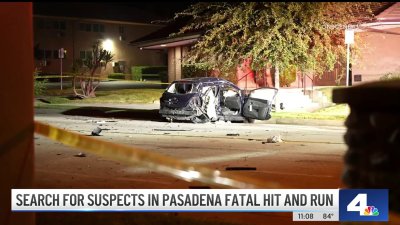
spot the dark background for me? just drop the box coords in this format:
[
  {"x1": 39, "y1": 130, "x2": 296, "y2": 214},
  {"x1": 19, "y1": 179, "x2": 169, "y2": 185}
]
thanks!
[{"x1": 33, "y1": 2, "x2": 194, "y2": 23}]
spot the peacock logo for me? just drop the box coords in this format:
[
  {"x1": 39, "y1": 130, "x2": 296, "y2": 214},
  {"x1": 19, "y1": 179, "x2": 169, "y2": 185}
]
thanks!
[{"x1": 364, "y1": 206, "x2": 379, "y2": 216}]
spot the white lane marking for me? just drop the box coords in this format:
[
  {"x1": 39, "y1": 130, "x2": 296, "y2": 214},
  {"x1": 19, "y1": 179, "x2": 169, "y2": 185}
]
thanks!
[
  {"x1": 124, "y1": 151, "x2": 278, "y2": 174},
  {"x1": 185, "y1": 151, "x2": 278, "y2": 164}
]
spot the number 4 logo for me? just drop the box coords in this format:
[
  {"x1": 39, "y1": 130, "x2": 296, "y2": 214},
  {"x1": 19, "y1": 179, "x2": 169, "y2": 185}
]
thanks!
[{"x1": 347, "y1": 194, "x2": 379, "y2": 216}]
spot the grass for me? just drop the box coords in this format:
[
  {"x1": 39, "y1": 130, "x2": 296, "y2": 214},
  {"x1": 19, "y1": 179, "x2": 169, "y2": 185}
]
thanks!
[
  {"x1": 271, "y1": 104, "x2": 349, "y2": 120},
  {"x1": 38, "y1": 88, "x2": 164, "y2": 105}
]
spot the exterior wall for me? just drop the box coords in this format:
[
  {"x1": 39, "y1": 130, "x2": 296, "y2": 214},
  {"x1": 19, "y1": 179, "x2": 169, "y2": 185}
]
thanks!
[
  {"x1": 287, "y1": 64, "x2": 347, "y2": 88},
  {"x1": 352, "y1": 27, "x2": 400, "y2": 84},
  {"x1": 236, "y1": 58, "x2": 258, "y2": 90},
  {"x1": 33, "y1": 16, "x2": 165, "y2": 76}
]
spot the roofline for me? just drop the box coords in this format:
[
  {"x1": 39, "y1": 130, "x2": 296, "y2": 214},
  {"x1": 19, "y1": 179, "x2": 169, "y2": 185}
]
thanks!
[
  {"x1": 130, "y1": 33, "x2": 201, "y2": 47},
  {"x1": 33, "y1": 14, "x2": 164, "y2": 27},
  {"x1": 355, "y1": 21, "x2": 400, "y2": 32}
]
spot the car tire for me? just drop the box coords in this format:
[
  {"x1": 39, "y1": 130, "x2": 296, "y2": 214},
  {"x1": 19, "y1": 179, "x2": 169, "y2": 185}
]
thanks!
[{"x1": 245, "y1": 118, "x2": 256, "y2": 124}]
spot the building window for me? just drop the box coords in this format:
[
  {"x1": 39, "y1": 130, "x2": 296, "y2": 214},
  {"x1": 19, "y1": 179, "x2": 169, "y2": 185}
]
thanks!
[
  {"x1": 36, "y1": 19, "x2": 44, "y2": 29},
  {"x1": 93, "y1": 24, "x2": 99, "y2": 32},
  {"x1": 44, "y1": 50, "x2": 52, "y2": 59},
  {"x1": 86, "y1": 51, "x2": 92, "y2": 58},
  {"x1": 36, "y1": 19, "x2": 66, "y2": 30},
  {"x1": 80, "y1": 50, "x2": 93, "y2": 59},
  {"x1": 45, "y1": 21, "x2": 53, "y2": 29},
  {"x1": 53, "y1": 50, "x2": 59, "y2": 59},
  {"x1": 53, "y1": 21, "x2": 59, "y2": 30},
  {"x1": 79, "y1": 23, "x2": 85, "y2": 31},
  {"x1": 85, "y1": 24, "x2": 91, "y2": 32},
  {"x1": 80, "y1": 51, "x2": 86, "y2": 59},
  {"x1": 78, "y1": 22, "x2": 104, "y2": 32},
  {"x1": 59, "y1": 21, "x2": 66, "y2": 30},
  {"x1": 119, "y1": 25, "x2": 124, "y2": 34}
]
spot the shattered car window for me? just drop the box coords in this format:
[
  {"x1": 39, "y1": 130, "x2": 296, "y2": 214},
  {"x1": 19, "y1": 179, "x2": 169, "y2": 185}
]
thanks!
[{"x1": 167, "y1": 82, "x2": 194, "y2": 94}]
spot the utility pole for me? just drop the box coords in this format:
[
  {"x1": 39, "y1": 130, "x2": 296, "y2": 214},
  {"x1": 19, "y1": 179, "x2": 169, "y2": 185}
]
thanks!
[
  {"x1": 59, "y1": 48, "x2": 65, "y2": 90},
  {"x1": 345, "y1": 29, "x2": 354, "y2": 86}
]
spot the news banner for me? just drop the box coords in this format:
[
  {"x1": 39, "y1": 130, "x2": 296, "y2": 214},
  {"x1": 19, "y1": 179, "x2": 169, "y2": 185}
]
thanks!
[{"x1": 12, "y1": 189, "x2": 388, "y2": 222}]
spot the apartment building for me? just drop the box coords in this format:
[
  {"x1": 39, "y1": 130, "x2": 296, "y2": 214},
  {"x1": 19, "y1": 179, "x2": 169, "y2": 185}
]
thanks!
[{"x1": 33, "y1": 15, "x2": 166, "y2": 76}]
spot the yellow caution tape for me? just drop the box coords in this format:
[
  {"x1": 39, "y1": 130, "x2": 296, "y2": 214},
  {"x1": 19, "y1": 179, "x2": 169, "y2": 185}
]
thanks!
[
  {"x1": 35, "y1": 75, "x2": 171, "y2": 84},
  {"x1": 34, "y1": 121, "x2": 282, "y2": 189}
]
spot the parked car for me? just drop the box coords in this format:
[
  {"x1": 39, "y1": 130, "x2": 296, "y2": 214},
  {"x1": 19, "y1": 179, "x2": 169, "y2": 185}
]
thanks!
[{"x1": 159, "y1": 77, "x2": 278, "y2": 123}]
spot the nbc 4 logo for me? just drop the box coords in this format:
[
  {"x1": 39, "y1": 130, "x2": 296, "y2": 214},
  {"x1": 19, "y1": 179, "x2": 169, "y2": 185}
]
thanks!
[
  {"x1": 339, "y1": 189, "x2": 388, "y2": 222},
  {"x1": 347, "y1": 194, "x2": 379, "y2": 216}
]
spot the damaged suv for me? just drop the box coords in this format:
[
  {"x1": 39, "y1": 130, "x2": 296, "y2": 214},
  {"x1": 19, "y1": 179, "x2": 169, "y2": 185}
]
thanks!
[{"x1": 159, "y1": 77, "x2": 278, "y2": 123}]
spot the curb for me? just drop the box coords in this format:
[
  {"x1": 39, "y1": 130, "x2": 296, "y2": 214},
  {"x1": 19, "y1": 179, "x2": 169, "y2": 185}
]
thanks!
[{"x1": 255, "y1": 118, "x2": 345, "y2": 127}]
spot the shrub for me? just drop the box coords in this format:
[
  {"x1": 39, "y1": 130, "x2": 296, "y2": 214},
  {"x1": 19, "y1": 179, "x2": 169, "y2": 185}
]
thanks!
[
  {"x1": 142, "y1": 66, "x2": 167, "y2": 74},
  {"x1": 380, "y1": 72, "x2": 400, "y2": 81},
  {"x1": 34, "y1": 75, "x2": 47, "y2": 96},
  {"x1": 131, "y1": 66, "x2": 167, "y2": 81},
  {"x1": 182, "y1": 64, "x2": 210, "y2": 78}
]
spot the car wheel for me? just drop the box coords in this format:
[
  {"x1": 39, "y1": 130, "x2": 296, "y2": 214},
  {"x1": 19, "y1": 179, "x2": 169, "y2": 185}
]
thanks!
[{"x1": 245, "y1": 118, "x2": 256, "y2": 124}]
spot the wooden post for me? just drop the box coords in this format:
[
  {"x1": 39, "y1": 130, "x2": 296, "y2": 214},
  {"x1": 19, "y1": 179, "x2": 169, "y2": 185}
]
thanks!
[{"x1": 0, "y1": 3, "x2": 35, "y2": 225}]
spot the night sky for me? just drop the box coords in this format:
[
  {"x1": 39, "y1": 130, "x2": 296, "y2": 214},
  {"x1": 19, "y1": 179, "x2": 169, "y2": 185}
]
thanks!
[{"x1": 33, "y1": 2, "x2": 194, "y2": 24}]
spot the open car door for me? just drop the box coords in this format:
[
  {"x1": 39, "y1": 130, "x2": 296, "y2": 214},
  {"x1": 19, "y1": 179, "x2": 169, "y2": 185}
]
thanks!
[{"x1": 242, "y1": 87, "x2": 278, "y2": 120}]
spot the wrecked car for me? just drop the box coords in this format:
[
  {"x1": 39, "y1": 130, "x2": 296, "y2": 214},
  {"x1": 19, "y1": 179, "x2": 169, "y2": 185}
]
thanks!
[{"x1": 159, "y1": 77, "x2": 278, "y2": 123}]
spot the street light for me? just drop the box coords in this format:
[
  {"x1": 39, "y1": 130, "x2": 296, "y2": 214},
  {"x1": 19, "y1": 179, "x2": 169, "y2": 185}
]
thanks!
[
  {"x1": 345, "y1": 29, "x2": 354, "y2": 86},
  {"x1": 102, "y1": 39, "x2": 114, "y2": 52}
]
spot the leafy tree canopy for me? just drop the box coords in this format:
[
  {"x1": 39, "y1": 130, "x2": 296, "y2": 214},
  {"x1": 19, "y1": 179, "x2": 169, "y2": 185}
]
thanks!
[{"x1": 173, "y1": 2, "x2": 377, "y2": 77}]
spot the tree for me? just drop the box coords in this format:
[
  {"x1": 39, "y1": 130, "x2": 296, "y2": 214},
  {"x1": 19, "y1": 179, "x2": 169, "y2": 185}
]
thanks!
[
  {"x1": 173, "y1": 2, "x2": 377, "y2": 84},
  {"x1": 72, "y1": 41, "x2": 113, "y2": 98}
]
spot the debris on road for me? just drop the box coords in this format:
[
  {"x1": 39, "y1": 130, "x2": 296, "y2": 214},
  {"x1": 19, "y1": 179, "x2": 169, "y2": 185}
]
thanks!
[
  {"x1": 225, "y1": 167, "x2": 257, "y2": 171},
  {"x1": 74, "y1": 152, "x2": 86, "y2": 157},
  {"x1": 91, "y1": 127, "x2": 102, "y2": 136},
  {"x1": 188, "y1": 186, "x2": 211, "y2": 189},
  {"x1": 262, "y1": 135, "x2": 283, "y2": 144},
  {"x1": 226, "y1": 133, "x2": 240, "y2": 136}
]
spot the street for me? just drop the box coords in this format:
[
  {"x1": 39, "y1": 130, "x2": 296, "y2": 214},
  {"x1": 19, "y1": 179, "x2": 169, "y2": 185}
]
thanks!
[{"x1": 34, "y1": 105, "x2": 347, "y2": 225}]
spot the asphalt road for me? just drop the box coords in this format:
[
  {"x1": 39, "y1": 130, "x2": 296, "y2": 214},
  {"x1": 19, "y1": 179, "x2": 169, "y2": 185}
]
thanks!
[{"x1": 34, "y1": 106, "x2": 347, "y2": 225}]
